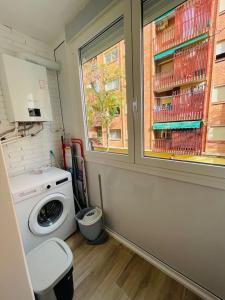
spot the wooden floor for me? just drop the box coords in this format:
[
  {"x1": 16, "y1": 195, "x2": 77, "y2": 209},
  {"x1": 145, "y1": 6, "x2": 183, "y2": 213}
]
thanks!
[{"x1": 66, "y1": 232, "x2": 202, "y2": 300}]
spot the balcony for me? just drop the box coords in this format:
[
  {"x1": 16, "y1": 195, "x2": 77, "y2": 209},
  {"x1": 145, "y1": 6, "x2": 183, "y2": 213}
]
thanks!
[
  {"x1": 153, "y1": 87, "x2": 205, "y2": 122},
  {"x1": 155, "y1": 26, "x2": 175, "y2": 54},
  {"x1": 174, "y1": 41, "x2": 208, "y2": 83},
  {"x1": 154, "y1": 41, "x2": 209, "y2": 91},
  {"x1": 154, "y1": 0, "x2": 212, "y2": 53},
  {"x1": 153, "y1": 128, "x2": 202, "y2": 155}
]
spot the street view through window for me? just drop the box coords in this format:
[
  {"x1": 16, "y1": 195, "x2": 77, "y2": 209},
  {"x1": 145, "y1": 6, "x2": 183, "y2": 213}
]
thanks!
[
  {"x1": 81, "y1": 18, "x2": 127, "y2": 154},
  {"x1": 81, "y1": 0, "x2": 225, "y2": 166}
]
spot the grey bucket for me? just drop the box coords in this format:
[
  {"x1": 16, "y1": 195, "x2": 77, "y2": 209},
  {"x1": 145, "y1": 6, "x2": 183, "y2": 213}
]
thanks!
[{"x1": 75, "y1": 207, "x2": 103, "y2": 241}]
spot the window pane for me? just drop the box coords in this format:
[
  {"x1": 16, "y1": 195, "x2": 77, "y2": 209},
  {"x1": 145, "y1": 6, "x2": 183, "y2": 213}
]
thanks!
[
  {"x1": 109, "y1": 129, "x2": 121, "y2": 140},
  {"x1": 143, "y1": 0, "x2": 225, "y2": 166},
  {"x1": 208, "y1": 127, "x2": 225, "y2": 141},
  {"x1": 216, "y1": 40, "x2": 225, "y2": 60},
  {"x1": 212, "y1": 85, "x2": 225, "y2": 103},
  {"x1": 80, "y1": 18, "x2": 128, "y2": 154},
  {"x1": 220, "y1": 0, "x2": 225, "y2": 12}
]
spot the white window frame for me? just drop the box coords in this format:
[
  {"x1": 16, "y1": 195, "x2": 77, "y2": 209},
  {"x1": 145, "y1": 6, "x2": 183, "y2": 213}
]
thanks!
[
  {"x1": 132, "y1": 0, "x2": 225, "y2": 180},
  {"x1": 67, "y1": 0, "x2": 225, "y2": 188},
  {"x1": 68, "y1": 0, "x2": 134, "y2": 164}
]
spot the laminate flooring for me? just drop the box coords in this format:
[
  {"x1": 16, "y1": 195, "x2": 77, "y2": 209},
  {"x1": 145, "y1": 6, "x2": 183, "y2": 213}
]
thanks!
[{"x1": 66, "y1": 232, "x2": 202, "y2": 300}]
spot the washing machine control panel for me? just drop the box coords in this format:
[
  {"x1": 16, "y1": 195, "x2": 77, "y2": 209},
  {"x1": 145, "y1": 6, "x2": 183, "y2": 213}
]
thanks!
[
  {"x1": 12, "y1": 176, "x2": 70, "y2": 203},
  {"x1": 13, "y1": 185, "x2": 45, "y2": 202}
]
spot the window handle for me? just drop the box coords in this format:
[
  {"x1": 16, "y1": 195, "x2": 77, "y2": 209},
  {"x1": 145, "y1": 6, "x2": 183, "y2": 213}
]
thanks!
[{"x1": 133, "y1": 97, "x2": 138, "y2": 113}]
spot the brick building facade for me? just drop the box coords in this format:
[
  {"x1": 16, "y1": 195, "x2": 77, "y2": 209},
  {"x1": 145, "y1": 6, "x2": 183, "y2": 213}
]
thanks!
[
  {"x1": 143, "y1": 0, "x2": 225, "y2": 157},
  {"x1": 206, "y1": 0, "x2": 225, "y2": 155}
]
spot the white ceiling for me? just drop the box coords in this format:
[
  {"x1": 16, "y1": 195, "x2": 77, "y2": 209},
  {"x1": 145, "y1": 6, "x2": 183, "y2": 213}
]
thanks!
[{"x1": 0, "y1": 0, "x2": 89, "y2": 44}]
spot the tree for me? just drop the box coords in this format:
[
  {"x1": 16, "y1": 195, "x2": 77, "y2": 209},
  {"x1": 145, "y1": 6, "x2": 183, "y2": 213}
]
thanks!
[{"x1": 83, "y1": 58, "x2": 125, "y2": 151}]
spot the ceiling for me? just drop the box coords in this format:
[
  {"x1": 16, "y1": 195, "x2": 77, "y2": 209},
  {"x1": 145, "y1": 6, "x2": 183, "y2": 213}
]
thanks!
[{"x1": 0, "y1": 0, "x2": 89, "y2": 44}]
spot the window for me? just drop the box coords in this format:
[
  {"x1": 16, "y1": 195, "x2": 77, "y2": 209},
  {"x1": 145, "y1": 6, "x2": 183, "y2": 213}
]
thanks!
[
  {"x1": 216, "y1": 40, "x2": 225, "y2": 60},
  {"x1": 115, "y1": 106, "x2": 120, "y2": 115},
  {"x1": 208, "y1": 127, "x2": 225, "y2": 141},
  {"x1": 105, "y1": 78, "x2": 119, "y2": 91},
  {"x1": 74, "y1": 0, "x2": 225, "y2": 174},
  {"x1": 96, "y1": 127, "x2": 102, "y2": 138},
  {"x1": 212, "y1": 85, "x2": 225, "y2": 103},
  {"x1": 104, "y1": 48, "x2": 118, "y2": 64},
  {"x1": 109, "y1": 129, "x2": 121, "y2": 140},
  {"x1": 141, "y1": 0, "x2": 225, "y2": 165},
  {"x1": 220, "y1": 0, "x2": 225, "y2": 13},
  {"x1": 80, "y1": 17, "x2": 128, "y2": 154}
]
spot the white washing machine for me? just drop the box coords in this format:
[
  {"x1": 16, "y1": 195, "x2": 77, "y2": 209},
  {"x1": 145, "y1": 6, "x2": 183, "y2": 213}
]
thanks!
[{"x1": 10, "y1": 167, "x2": 76, "y2": 253}]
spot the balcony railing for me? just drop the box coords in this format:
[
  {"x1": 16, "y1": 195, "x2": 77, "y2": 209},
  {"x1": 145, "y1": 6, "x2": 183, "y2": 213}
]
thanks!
[
  {"x1": 154, "y1": 41, "x2": 209, "y2": 91},
  {"x1": 153, "y1": 128, "x2": 202, "y2": 155},
  {"x1": 154, "y1": 0, "x2": 212, "y2": 53},
  {"x1": 153, "y1": 87, "x2": 205, "y2": 122},
  {"x1": 155, "y1": 26, "x2": 175, "y2": 54},
  {"x1": 174, "y1": 41, "x2": 209, "y2": 83},
  {"x1": 154, "y1": 71, "x2": 174, "y2": 91}
]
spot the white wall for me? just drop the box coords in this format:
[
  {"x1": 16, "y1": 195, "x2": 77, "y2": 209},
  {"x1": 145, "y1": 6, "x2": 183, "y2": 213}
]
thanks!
[
  {"x1": 0, "y1": 24, "x2": 64, "y2": 177},
  {"x1": 0, "y1": 144, "x2": 34, "y2": 300},
  {"x1": 55, "y1": 41, "x2": 72, "y2": 137},
  {"x1": 86, "y1": 161, "x2": 225, "y2": 299}
]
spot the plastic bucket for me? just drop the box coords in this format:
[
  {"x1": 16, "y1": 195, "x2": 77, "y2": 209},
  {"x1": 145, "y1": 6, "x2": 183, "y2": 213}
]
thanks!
[{"x1": 75, "y1": 207, "x2": 103, "y2": 241}]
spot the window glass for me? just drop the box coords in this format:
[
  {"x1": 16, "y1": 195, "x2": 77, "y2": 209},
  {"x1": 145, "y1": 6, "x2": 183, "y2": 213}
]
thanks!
[
  {"x1": 142, "y1": 0, "x2": 225, "y2": 165},
  {"x1": 220, "y1": 0, "x2": 225, "y2": 12},
  {"x1": 105, "y1": 78, "x2": 119, "y2": 91},
  {"x1": 212, "y1": 85, "x2": 225, "y2": 103},
  {"x1": 208, "y1": 127, "x2": 225, "y2": 141},
  {"x1": 80, "y1": 18, "x2": 128, "y2": 154},
  {"x1": 216, "y1": 40, "x2": 225, "y2": 60},
  {"x1": 109, "y1": 129, "x2": 122, "y2": 140},
  {"x1": 104, "y1": 48, "x2": 119, "y2": 64}
]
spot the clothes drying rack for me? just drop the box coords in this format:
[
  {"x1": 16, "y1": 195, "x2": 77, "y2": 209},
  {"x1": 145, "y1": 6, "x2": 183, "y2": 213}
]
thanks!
[{"x1": 62, "y1": 137, "x2": 89, "y2": 210}]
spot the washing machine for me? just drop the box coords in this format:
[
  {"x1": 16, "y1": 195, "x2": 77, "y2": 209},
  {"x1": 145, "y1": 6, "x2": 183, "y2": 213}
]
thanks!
[{"x1": 10, "y1": 167, "x2": 76, "y2": 253}]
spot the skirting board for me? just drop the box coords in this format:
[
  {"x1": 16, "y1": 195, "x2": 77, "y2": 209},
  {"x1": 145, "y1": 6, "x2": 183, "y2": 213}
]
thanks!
[{"x1": 105, "y1": 227, "x2": 221, "y2": 300}]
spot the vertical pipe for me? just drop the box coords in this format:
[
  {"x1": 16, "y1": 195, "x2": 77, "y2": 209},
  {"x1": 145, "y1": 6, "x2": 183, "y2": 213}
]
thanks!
[{"x1": 98, "y1": 174, "x2": 105, "y2": 225}]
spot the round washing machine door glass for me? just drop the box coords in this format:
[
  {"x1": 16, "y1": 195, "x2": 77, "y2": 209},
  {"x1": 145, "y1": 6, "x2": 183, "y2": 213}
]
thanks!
[{"x1": 29, "y1": 193, "x2": 70, "y2": 236}]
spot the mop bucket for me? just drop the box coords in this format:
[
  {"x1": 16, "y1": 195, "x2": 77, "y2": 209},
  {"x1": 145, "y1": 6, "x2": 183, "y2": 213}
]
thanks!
[{"x1": 75, "y1": 207, "x2": 103, "y2": 241}]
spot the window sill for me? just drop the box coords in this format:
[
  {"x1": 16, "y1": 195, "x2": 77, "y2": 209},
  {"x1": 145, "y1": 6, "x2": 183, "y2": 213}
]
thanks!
[
  {"x1": 215, "y1": 57, "x2": 225, "y2": 63},
  {"x1": 219, "y1": 10, "x2": 225, "y2": 16},
  {"x1": 212, "y1": 101, "x2": 225, "y2": 105},
  {"x1": 85, "y1": 155, "x2": 225, "y2": 191},
  {"x1": 109, "y1": 139, "x2": 121, "y2": 141},
  {"x1": 207, "y1": 140, "x2": 225, "y2": 143}
]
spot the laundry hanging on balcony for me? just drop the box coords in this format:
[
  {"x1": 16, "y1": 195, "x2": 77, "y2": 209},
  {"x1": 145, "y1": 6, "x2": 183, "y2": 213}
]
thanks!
[{"x1": 153, "y1": 120, "x2": 201, "y2": 130}]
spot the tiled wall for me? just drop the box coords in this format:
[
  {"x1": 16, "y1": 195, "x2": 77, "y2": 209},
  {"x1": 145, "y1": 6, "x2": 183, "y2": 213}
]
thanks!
[{"x1": 0, "y1": 24, "x2": 64, "y2": 177}]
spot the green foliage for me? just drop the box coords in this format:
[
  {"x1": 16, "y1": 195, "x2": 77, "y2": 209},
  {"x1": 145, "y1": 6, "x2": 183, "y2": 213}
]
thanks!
[{"x1": 83, "y1": 58, "x2": 125, "y2": 149}]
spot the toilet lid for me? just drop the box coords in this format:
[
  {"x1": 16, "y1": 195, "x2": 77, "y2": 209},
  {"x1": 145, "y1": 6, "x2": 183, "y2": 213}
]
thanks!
[{"x1": 26, "y1": 238, "x2": 73, "y2": 294}]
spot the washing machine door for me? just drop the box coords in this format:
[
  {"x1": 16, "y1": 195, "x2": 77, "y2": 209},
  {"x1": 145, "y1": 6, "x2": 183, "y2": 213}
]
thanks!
[{"x1": 29, "y1": 193, "x2": 70, "y2": 236}]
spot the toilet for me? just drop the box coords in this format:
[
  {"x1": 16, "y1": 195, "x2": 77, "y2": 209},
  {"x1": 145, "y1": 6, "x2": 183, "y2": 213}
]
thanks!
[{"x1": 26, "y1": 238, "x2": 74, "y2": 300}]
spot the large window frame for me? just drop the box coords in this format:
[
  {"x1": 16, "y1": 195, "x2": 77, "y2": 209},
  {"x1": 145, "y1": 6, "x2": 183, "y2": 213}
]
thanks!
[
  {"x1": 132, "y1": 0, "x2": 225, "y2": 180},
  {"x1": 68, "y1": 0, "x2": 134, "y2": 164},
  {"x1": 68, "y1": 0, "x2": 225, "y2": 185}
]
